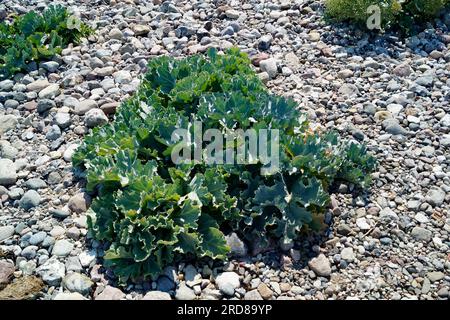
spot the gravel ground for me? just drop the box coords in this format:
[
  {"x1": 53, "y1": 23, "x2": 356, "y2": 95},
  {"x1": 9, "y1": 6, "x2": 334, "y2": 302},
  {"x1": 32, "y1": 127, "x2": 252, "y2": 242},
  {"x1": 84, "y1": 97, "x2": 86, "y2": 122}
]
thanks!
[{"x1": 0, "y1": 0, "x2": 449, "y2": 300}]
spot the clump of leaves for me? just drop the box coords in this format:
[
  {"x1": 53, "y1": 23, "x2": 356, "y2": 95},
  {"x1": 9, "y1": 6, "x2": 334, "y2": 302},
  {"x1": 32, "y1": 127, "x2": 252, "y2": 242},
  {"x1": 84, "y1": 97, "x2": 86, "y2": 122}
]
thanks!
[
  {"x1": 74, "y1": 48, "x2": 376, "y2": 284},
  {"x1": 0, "y1": 5, "x2": 93, "y2": 80},
  {"x1": 324, "y1": 0, "x2": 450, "y2": 34}
]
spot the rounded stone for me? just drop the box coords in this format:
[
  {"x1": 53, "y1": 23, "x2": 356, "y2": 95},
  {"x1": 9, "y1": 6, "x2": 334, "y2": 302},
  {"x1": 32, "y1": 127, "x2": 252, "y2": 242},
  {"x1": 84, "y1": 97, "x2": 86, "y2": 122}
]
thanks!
[
  {"x1": 52, "y1": 239, "x2": 74, "y2": 257},
  {"x1": 62, "y1": 272, "x2": 94, "y2": 295},
  {"x1": 19, "y1": 190, "x2": 41, "y2": 210},
  {"x1": 0, "y1": 159, "x2": 17, "y2": 186}
]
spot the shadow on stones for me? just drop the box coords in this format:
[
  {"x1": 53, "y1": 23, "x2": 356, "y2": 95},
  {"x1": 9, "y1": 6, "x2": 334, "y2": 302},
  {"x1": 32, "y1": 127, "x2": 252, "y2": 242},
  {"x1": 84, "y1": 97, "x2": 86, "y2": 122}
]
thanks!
[{"x1": 319, "y1": 21, "x2": 448, "y2": 60}]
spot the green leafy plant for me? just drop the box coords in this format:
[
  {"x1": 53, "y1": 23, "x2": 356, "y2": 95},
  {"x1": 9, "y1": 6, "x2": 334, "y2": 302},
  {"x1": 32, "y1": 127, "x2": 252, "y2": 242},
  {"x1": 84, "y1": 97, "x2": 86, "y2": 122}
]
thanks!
[
  {"x1": 0, "y1": 5, "x2": 93, "y2": 80},
  {"x1": 74, "y1": 48, "x2": 376, "y2": 284},
  {"x1": 324, "y1": 0, "x2": 450, "y2": 33}
]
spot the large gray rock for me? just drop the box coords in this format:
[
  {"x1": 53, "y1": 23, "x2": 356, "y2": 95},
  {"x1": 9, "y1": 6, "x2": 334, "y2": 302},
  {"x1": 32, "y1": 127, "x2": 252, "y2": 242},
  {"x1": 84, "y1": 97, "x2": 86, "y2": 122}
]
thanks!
[
  {"x1": 379, "y1": 207, "x2": 399, "y2": 221},
  {"x1": 37, "y1": 99, "x2": 55, "y2": 113},
  {"x1": 41, "y1": 61, "x2": 59, "y2": 72},
  {"x1": 341, "y1": 247, "x2": 355, "y2": 262},
  {"x1": 19, "y1": 190, "x2": 41, "y2": 210},
  {"x1": 258, "y1": 34, "x2": 273, "y2": 51},
  {"x1": 0, "y1": 142, "x2": 18, "y2": 160},
  {"x1": 18, "y1": 261, "x2": 35, "y2": 277},
  {"x1": 133, "y1": 25, "x2": 150, "y2": 36},
  {"x1": 244, "y1": 289, "x2": 263, "y2": 300},
  {"x1": 25, "y1": 178, "x2": 47, "y2": 190},
  {"x1": 175, "y1": 283, "x2": 196, "y2": 300},
  {"x1": 96, "y1": 66, "x2": 115, "y2": 77},
  {"x1": 427, "y1": 272, "x2": 445, "y2": 282},
  {"x1": 0, "y1": 225, "x2": 14, "y2": 242},
  {"x1": 183, "y1": 264, "x2": 199, "y2": 287},
  {"x1": 65, "y1": 256, "x2": 82, "y2": 273},
  {"x1": 200, "y1": 288, "x2": 222, "y2": 300},
  {"x1": 5, "y1": 100, "x2": 19, "y2": 109},
  {"x1": 54, "y1": 112, "x2": 72, "y2": 129},
  {"x1": 36, "y1": 257, "x2": 66, "y2": 286},
  {"x1": 387, "y1": 103, "x2": 403, "y2": 115},
  {"x1": 84, "y1": 108, "x2": 108, "y2": 128},
  {"x1": 338, "y1": 84, "x2": 359, "y2": 97},
  {"x1": 259, "y1": 58, "x2": 278, "y2": 79},
  {"x1": 74, "y1": 99, "x2": 97, "y2": 115},
  {"x1": 54, "y1": 292, "x2": 87, "y2": 300},
  {"x1": 113, "y1": 70, "x2": 132, "y2": 84},
  {"x1": 26, "y1": 79, "x2": 50, "y2": 92},
  {"x1": 411, "y1": 227, "x2": 432, "y2": 242},
  {"x1": 426, "y1": 188, "x2": 445, "y2": 206},
  {"x1": 95, "y1": 286, "x2": 125, "y2": 300},
  {"x1": 21, "y1": 246, "x2": 38, "y2": 259},
  {"x1": 46, "y1": 125, "x2": 61, "y2": 141},
  {"x1": 63, "y1": 144, "x2": 79, "y2": 162},
  {"x1": 78, "y1": 250, "x2": 96, "y2": 267},
  {"x1": 440, "y1": 134, "x2": 450, "y2": 147},
  {"x1": 393, "y1": 64, "x2": 412, "y2": 77},
  {"x1": 52, "y1": 240, "x2": 74, "y2": 257},
  {"x1": 142, "y1": 291, "x2": 172, "y2": 300},
  {"x1": 29, "y1": 231, "x2": 47, "y2": 245},
  {"x1": 68, "y1": 193, "x2": 91, "y2": 213},
  {"x1": 108, "y1": 28, "x2": 123, "y2": 40},
  {"x1": 62, "y1": 273, "x2": 94, "y2": 295},
  {"x1": 382, "y1": 119, "x2": 409, "y2": 136},
  {"x1": 0, "y1": 79, "x2": 14, "y2": 91},
  {"x1": 440, "y1": 114, "x2": 450, "y2": 128},
  {"x1": 0, "y1": 159, "x2": 17, "y2": 186},
  {"x1": 0, "y1": 115, "x2": 18, "y2": 134},
  {"x1": 308, "y1": 254, "x2": 331, "y2": 277},
  {"x1": 38, "y1": 84, "x2": 60, "y2": 99},
  {"x1": 215, "y1": 272, "x2": 240, "y2": 296}
]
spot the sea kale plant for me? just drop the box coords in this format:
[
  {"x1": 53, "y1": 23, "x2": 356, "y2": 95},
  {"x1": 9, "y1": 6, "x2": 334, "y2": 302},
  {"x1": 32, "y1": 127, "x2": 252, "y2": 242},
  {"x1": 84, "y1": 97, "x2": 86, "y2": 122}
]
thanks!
[
  {"x1": 0, "y1": 5, "x2": 93, "y2": 80},
  {"x1": 325, "y1": 0, "x2": 450, "y2": 33},
  {"x1": 73, "y1": 48, "x2": 376, "y2": 284}
]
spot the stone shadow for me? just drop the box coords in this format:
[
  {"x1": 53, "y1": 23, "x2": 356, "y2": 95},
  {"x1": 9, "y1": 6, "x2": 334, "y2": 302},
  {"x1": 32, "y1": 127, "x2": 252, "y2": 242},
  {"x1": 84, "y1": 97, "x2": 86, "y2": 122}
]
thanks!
[{"x1": 318, "y1": 20, "x2": 448, "y2": 60}]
